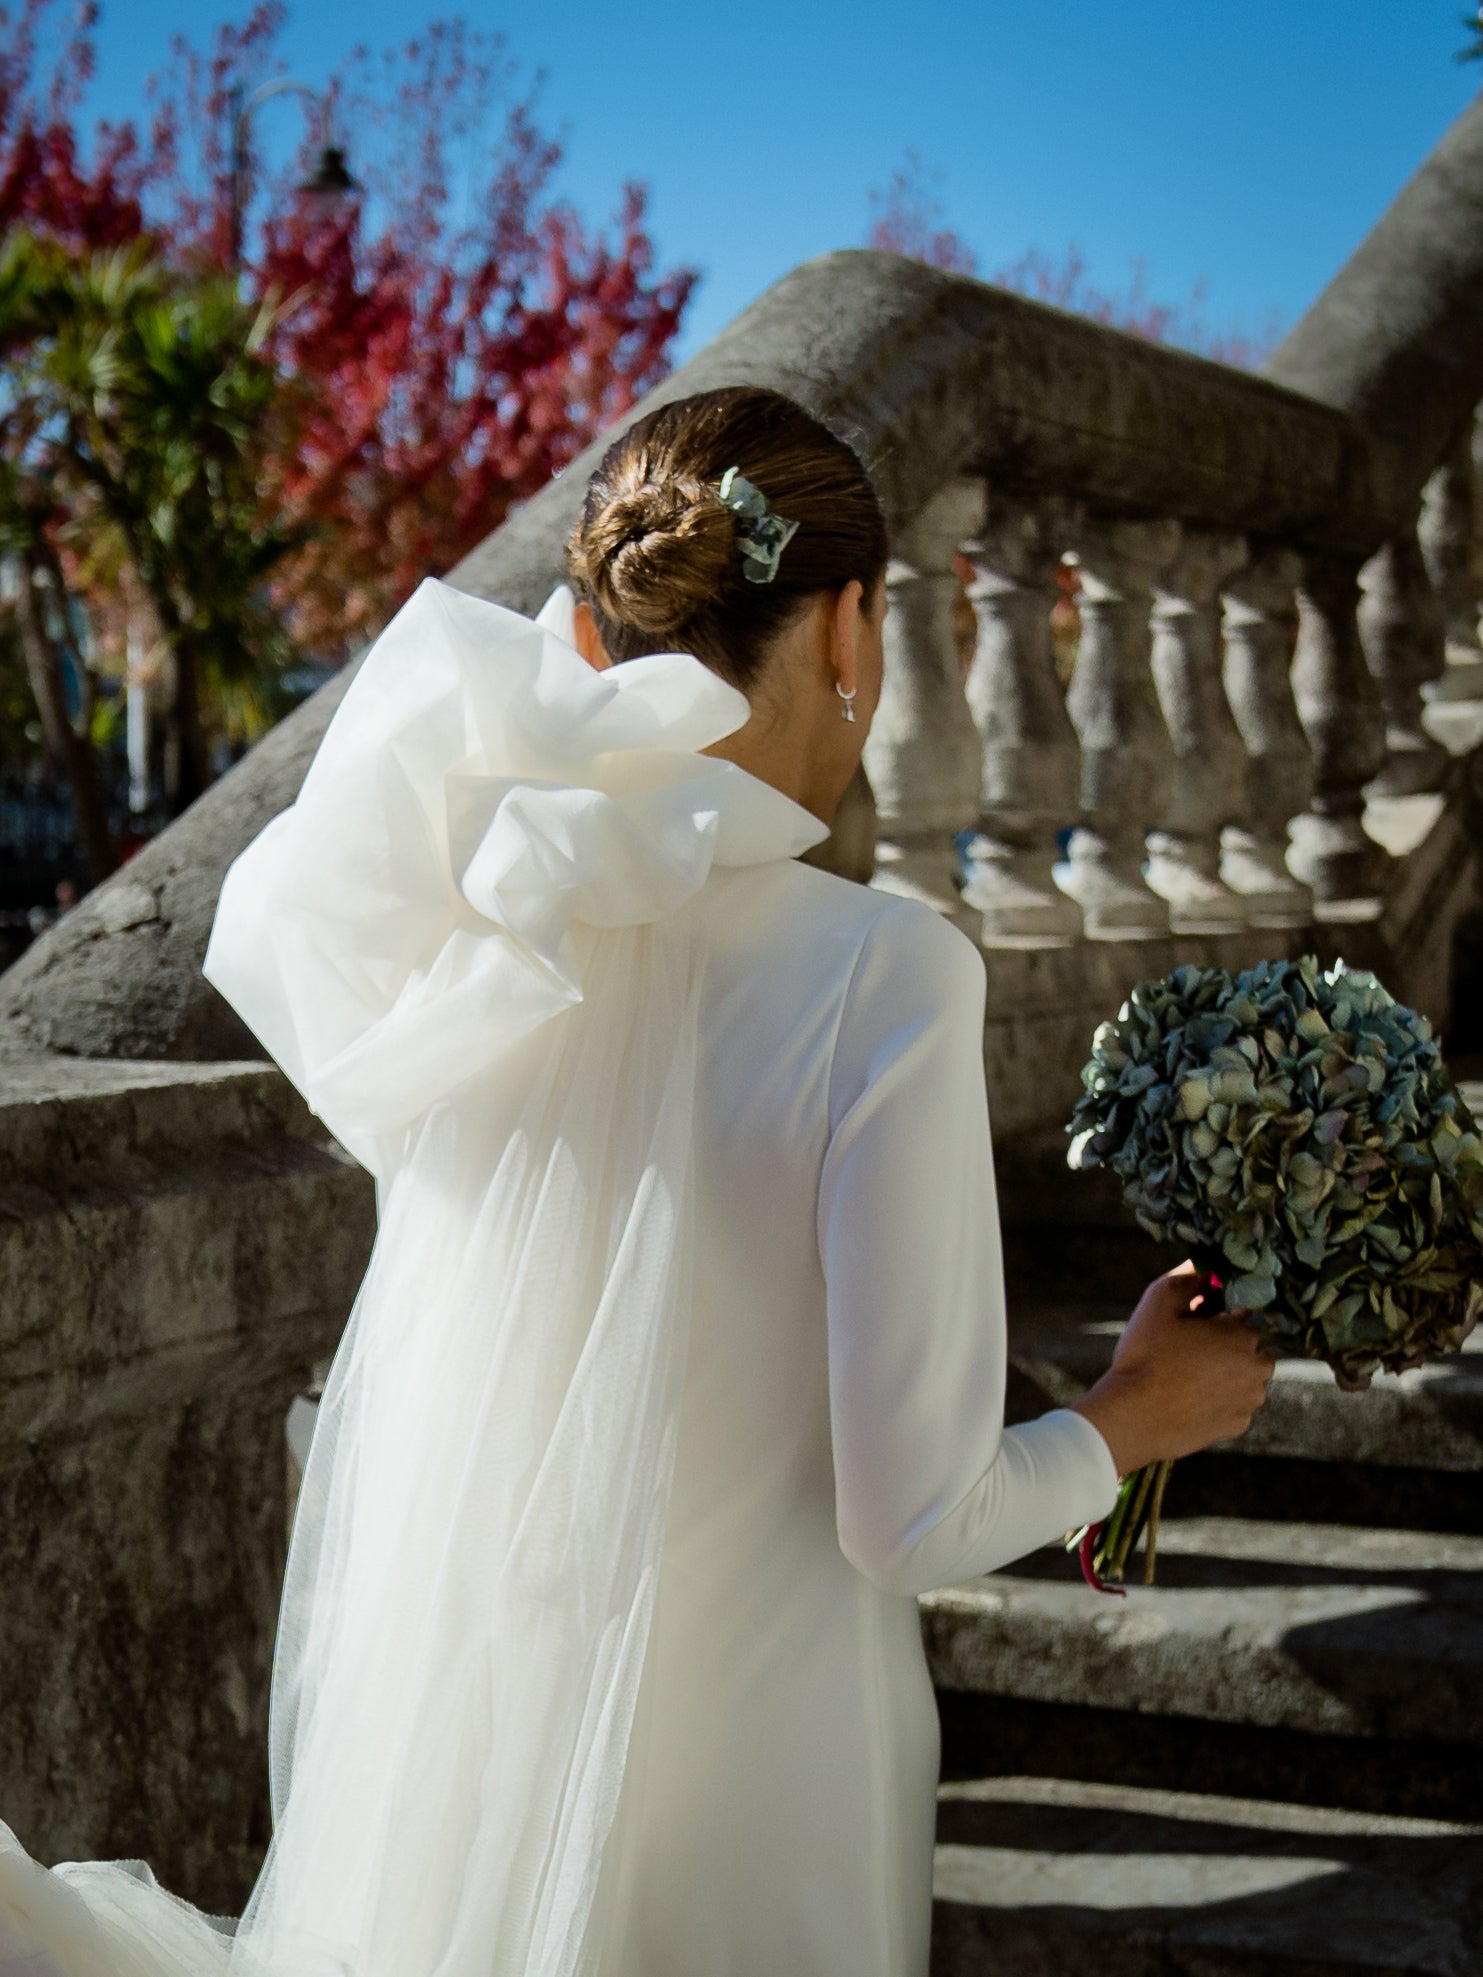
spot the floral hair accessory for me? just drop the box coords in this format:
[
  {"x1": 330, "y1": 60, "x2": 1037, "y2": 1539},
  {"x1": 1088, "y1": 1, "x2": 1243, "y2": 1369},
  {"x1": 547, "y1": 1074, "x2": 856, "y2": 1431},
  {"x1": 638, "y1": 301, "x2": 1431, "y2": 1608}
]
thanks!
[{"x1": 713, "y1": 466, "x2": 800, "y2": 584}]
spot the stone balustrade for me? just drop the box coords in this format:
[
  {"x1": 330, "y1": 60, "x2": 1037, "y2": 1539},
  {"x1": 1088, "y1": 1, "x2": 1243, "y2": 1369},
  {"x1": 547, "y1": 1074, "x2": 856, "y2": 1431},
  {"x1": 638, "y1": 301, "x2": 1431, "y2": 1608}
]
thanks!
[
  {"x1": 0, "y1": 245, "x2": 1449, "y2": 1059},
  {"x1": 810, "y1": 461, "x2": 1468, "y2": 952},
  {"x1": 9, "y1": 245, "x2": 1480, "y2": 1072}
]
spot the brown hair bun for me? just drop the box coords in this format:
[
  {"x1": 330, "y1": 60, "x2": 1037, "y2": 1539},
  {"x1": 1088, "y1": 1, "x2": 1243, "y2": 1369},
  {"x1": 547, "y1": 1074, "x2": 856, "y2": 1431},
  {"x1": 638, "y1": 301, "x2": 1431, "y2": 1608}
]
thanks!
[
  {"x1": 566, "y1": 385, "x2": 888, "y2": 690},
  {"x1": 570, "y1": 473, "x2": 733, "y2": 640}
]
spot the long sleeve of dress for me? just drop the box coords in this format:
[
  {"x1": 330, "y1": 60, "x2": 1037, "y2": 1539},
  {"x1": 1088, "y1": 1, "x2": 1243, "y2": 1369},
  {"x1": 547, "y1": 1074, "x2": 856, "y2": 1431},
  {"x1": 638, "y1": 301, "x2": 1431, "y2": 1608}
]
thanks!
[{"x1": 816, "y1": 898, "x2": 1120, "y2": 1597}]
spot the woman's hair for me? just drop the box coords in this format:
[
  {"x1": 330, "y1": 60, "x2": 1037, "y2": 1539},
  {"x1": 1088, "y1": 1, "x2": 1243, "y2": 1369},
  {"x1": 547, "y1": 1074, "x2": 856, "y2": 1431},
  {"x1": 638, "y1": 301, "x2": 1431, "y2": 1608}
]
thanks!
[{"x1": 565, "y1": 385, "x2": 889, "y2": 689}]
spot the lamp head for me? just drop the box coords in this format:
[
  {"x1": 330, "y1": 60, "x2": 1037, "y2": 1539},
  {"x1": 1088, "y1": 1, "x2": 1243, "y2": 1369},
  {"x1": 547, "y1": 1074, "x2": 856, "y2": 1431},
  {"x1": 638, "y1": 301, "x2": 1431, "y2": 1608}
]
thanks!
[{"x1": 298, "y1": 145, "x2": 356, "y2": 202}]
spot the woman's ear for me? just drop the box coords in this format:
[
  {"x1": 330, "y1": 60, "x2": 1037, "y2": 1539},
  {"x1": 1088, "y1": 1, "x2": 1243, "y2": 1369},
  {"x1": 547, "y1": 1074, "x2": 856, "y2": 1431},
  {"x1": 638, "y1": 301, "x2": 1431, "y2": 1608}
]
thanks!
[
  {"x1": 572, "y1": 599, "x2": 614, "y2": 672},
  {"x1": 829, "y1": 579, "x2": 865, "y2": 699}
]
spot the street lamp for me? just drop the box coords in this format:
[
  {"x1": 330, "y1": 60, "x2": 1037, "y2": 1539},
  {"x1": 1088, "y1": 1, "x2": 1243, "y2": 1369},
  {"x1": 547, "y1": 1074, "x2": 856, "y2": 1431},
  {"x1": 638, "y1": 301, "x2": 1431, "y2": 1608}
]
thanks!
[{"x1": 227, "y1": 79, "x2": 357, "y2": 269}]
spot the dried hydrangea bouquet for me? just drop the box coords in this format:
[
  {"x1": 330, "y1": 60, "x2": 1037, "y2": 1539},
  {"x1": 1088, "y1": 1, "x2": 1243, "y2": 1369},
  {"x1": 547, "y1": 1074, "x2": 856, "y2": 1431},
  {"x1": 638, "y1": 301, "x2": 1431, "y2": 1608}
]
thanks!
[{"x1": 1065, "y1": 956, "x2": 1483, "y2": 1591}]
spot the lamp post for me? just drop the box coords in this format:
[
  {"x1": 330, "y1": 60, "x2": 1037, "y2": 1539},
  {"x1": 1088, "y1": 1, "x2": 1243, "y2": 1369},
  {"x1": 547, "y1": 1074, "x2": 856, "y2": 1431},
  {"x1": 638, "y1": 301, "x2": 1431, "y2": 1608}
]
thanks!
[{"x1": 227, "y1": 78, "x2": 356, "y2": 269}]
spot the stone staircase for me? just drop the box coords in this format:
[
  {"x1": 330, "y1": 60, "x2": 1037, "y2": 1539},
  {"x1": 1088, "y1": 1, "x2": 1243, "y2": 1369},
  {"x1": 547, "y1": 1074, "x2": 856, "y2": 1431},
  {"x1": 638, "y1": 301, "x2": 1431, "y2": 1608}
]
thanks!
[{"x1": 926, "y1": 1082, "x2": 1483, "y2": 1975}]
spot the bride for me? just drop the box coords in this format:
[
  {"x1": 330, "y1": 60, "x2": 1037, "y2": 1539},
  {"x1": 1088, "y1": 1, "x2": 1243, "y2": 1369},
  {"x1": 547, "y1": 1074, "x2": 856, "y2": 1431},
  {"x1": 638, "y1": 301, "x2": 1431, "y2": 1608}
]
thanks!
[{"x1": 0, "y1": 384, "x2": 1273, "y2": 1977}]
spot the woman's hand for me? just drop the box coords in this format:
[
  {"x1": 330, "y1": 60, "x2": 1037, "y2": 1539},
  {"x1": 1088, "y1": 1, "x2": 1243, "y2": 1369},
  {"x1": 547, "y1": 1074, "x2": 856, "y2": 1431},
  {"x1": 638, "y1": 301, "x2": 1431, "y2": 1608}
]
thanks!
[{"x1": 1071, "y1": 1260, "x2": 1277, "y2": 1478}]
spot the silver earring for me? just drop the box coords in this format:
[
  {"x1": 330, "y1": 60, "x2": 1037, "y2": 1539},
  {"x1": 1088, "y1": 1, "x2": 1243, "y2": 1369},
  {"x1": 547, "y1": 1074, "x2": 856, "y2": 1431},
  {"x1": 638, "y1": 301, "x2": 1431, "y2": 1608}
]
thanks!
[{"x1": 835, "y1": 681, "x2": 857, "y2": 723}]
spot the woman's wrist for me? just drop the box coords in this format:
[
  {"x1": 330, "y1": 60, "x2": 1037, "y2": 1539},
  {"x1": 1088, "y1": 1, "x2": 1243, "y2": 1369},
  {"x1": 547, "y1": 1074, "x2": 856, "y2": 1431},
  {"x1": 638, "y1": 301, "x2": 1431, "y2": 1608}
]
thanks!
[{"x1": 1071, "y1": 1367, "x2": 1157, "y2": 1479}]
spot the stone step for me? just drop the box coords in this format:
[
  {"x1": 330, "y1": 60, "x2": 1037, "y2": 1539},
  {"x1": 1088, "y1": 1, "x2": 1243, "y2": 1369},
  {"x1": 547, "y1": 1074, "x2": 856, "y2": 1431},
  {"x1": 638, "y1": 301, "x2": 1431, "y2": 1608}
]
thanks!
[
  {"x1": 931, "y1": 1776, "x2": 1483, "y2": 1977},
  {"x1": 922, "y1": 1517, "x2": 1483, "y2": 1752},
  {"x1": 1008, "y1": 1307, "x2": 1483, "y2": 1480},
  {"x1": 934, "y1": 1691, "x2": 1476, "y2": 1825},
  {"x1": 1144, "y1": 1446, "x2": 1483, "y2": 1538}
]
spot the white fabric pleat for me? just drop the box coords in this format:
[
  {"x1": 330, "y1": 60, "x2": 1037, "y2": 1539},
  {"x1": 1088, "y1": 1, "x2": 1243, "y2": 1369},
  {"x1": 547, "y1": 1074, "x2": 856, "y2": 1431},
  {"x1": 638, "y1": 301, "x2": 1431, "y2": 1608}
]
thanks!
[{"x1": 0, "y1": 578, "x2": 829, "y2": 1977}]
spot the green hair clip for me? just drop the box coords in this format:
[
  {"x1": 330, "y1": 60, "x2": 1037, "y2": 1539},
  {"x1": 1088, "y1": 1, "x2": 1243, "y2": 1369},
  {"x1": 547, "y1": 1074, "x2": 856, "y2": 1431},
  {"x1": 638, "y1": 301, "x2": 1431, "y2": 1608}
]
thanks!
[{"x1": 713, "y1": 466, "x2": 800, "y2": 584}]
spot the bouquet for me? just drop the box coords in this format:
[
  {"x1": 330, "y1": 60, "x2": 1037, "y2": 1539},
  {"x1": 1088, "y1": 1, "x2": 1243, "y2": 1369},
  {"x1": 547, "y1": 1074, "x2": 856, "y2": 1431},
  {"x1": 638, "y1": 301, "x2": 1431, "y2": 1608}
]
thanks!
[{"x1": 1064, "y1": 956, "x2": 1483, "y2": 1590}]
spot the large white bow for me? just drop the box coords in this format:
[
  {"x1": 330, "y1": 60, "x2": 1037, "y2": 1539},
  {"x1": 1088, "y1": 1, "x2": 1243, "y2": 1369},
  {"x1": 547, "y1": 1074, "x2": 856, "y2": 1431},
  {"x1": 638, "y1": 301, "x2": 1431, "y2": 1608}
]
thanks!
[{"x1": 204, "y1": 577, "x2": 826, "y2": 1177}]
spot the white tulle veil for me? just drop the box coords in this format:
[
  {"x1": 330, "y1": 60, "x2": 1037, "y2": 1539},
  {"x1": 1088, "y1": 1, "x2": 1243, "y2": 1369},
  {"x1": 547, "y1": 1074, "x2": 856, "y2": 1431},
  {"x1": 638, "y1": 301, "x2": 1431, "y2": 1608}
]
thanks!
[{"x1": 0, "y1": 578, "x2": 829, "y2": 1976}]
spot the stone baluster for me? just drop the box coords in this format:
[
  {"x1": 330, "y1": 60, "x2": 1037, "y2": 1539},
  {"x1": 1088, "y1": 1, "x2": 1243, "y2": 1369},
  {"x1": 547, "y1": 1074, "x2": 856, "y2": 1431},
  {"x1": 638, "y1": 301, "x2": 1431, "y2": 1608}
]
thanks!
[
  {"x1": 1218, "y1": 546, "x2": 1316, "y2": 928},
  {"x1": 1356, "y1": 524, "x2": 1449, "y2": 795},
  {"x1": 1060, "y1": 516, "x2": 1181, "y2": 937},
  {"x1": 863, "y1": 478, "x2": 988, "y2": 914},
  {"x1": 1418, "y1": 420, "x2": 1483, "y2": 703},
  {"x1": 1146, "y1": 529, "x2": 1250, "y2": 933},
  {"x1": 957, "y1": 496, "x2": 1083, "y2": 943},
  {"x1": 1287, "y1": 554, "x2": 1390, "y2": 903}
]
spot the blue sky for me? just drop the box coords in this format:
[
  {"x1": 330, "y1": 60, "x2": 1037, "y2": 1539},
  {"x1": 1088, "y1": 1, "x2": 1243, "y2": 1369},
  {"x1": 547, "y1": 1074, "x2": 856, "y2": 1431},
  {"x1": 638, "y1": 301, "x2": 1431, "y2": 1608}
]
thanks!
[{"x1": 68, "y1": 1, "x2": 1483, "y2": 361}]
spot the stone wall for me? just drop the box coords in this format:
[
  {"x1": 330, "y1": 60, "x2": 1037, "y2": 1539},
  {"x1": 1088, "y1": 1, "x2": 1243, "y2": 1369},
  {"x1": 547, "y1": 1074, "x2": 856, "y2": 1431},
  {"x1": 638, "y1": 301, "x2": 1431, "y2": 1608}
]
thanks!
[{"x1": 0, "y1": 1060, "x2": 373, "y2": 1905}]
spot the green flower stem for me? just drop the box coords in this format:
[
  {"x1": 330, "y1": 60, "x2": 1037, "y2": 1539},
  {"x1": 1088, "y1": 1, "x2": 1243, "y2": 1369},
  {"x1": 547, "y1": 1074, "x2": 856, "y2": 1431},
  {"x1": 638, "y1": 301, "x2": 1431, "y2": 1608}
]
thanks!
[
  {"x1": 1094, "y1": 1465, "x2": 1141, "y2": 1582},
  {"x1": 1089, "y1": 1455, "x2": 1178, "y2": 1585},
  {"x1": 1141, "y1": 1459, "x2": 1175, "y2": 1585},
  {"x1": 1107, "y1": 1461, "x2": 1157, "y2": 1581}
]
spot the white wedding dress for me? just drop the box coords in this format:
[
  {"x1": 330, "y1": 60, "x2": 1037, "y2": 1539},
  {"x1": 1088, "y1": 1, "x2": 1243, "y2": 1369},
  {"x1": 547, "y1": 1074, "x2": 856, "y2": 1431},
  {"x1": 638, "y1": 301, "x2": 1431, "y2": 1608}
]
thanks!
[{"x1": 0, "y1": 579, "x2": 1117, "y2": 1977}]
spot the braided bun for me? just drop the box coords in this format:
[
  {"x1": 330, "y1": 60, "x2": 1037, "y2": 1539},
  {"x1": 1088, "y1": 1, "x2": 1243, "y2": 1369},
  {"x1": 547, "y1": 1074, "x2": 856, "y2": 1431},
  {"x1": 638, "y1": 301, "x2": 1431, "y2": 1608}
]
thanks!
[{"x1": 569, "y1": 472, "x2": 732, "y2": 640}]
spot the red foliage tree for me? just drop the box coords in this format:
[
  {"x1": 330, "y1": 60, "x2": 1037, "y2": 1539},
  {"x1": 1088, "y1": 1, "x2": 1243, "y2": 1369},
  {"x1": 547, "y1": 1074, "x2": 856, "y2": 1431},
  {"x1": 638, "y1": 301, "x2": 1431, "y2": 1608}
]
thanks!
[
  {"x1": 0, "y1": 0, "x2": 157, "y2": 248},
  {"x1": 1, "y1": 2, "x2": 698, "y2": 662},
  {"x1": 865, "y1": 149, "x2": 978, "y2": 277}
]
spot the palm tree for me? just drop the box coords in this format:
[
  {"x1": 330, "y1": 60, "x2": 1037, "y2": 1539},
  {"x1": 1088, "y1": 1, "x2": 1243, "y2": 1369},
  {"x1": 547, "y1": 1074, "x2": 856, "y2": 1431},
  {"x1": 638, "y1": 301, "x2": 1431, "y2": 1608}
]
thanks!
[
  {"x1": 0, "y1": 237, "x2": 117, "y2": 884},
  {"x1": 8, "y1": 233, "x2": 293, "y2": 816}
]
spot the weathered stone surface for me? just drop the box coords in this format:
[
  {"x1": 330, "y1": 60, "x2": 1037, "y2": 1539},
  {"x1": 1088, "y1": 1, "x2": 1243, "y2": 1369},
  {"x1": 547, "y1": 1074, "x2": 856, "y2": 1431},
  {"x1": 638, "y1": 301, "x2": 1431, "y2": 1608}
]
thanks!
[
  {"x1": 1421, "y1": 423, "x2": 1483, "y2": 702},
  {"x1": 454, "y1": 252, "x2": 1393, "y2": 615},
  {"x1": 1060, "y1": 517, "x2": 1179, "y2": 937},
  {"x1": 0, "y1": 1061, "x2": 374, "y2": 1905},
  {"x1": 1146, "y1": 529, "x2": 1250, "y2": 934},
  {"x1": 0, "y1": 691, "x2": 356, "y2": 1063},
  {"x1": 1288, "y1": 553, "x2": 1392, "y2": 903},
  {"x1": 922, "y1": 1517, "x2": 1483, "y2": 1745},
  {"x1": 1358, "y1": 528, "x2": 1450, "y2": 796},
  {"x1": 932, "y1": 1777, "x2": 1483, "y2": 1977}
]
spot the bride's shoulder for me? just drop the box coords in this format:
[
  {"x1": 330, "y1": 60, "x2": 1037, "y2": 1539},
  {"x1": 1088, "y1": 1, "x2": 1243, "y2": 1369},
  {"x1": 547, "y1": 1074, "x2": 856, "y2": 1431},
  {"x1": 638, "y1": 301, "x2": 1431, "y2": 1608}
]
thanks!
[{"x1": 747, "y1": 859, "x2": 984, "y2": 1006}]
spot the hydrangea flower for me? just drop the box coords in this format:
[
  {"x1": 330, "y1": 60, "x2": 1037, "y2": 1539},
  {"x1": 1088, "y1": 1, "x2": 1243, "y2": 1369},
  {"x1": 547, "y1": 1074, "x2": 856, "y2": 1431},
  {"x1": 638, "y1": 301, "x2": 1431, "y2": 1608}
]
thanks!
[{"x1": 1068, "y1": 956, "x2": 1483, "y2": 1392}]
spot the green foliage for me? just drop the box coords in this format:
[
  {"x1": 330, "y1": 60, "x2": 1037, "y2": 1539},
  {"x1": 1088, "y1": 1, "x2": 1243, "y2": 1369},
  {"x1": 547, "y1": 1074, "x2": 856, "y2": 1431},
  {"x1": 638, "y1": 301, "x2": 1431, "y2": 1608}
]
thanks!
[
  {"x1": 11, "y1": 233, "x2": 294, "y2": 693},
  {"x1": 0, "y1": 615, "x2": 41, "y2": 761},
  {"x1": 1, "y1": 229, "x2": 298, "y2": 818},
  {"x1": 1068, "y1": 957, "x2": 1483, "y2": 1390}
]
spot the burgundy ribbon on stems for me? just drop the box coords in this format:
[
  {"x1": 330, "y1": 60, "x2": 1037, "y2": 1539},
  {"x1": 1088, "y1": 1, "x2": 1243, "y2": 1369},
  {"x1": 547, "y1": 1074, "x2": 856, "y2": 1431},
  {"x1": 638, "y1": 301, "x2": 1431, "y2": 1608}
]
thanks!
[{"x1": 1079, "y1": 1523, "x2": 1125, "y2": 1598}]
